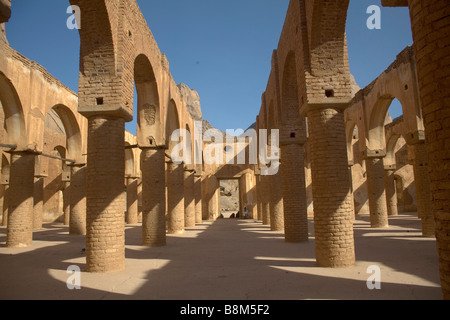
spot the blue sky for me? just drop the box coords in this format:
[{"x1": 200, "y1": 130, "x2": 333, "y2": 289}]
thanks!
[{"x1": 5, "y1": 0, "x2": 412, "y2": 134}]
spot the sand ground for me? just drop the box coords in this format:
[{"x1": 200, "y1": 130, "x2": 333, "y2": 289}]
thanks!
[{"x1": 0, "y1": 212, "x2": 442, "y2": 300}]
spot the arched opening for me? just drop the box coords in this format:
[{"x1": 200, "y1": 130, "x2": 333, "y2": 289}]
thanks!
[
  {"x1": 368, "y1": 96, "x2": 405, "y2": 152},
  {"x1": 134, "y1": 54, "x2": 161, "y2": 147},
  {"x1": 219, "y1": 178, "x2": 240, "y2": 218},
  {"x1": 0, "y1": 72, "x2": 26, "y2": 147},
  {"x1": 166, "y1": 99, "x2": 181, "y2": 157},
  {"x1": 48, "y1": 104, "x2": 83, "y2": 161}
]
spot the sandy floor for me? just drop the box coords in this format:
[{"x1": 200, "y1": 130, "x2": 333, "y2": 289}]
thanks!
[{"x1": 0, "y1": 212, "x2": 442, "y2": 300}]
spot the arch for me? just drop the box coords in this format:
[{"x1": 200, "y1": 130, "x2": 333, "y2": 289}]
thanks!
[
  {"x1": 281, "y1": 51, "x2": 300, "y2": 124},
  {"x1": 345, "y1": 120, "x2": 357, "y2": 164},
  {"x1": 385, "y1": 134, "x2": 402, "y2": 167},
  {"x1": 368, "y1": 94, "x2": 406, "y2": 152},
  {"x1": 309, "y1": 0, "x2": 350, "y2": 76},
  {"x1": 0, "y1": 72, "x2": 26, "y2": 147},
  {"x1": 166, "y1": 99, "x2": 181, "y2": 154},
  {"x1": 135, "y1": 53, "x2": 161, "y2": 147},
  {"x1": 48, "y1": 104, "x2": 83, "y2": 162}
]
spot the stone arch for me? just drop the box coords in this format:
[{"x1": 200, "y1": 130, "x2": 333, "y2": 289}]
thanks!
[
  {"x1": 368, "y1": 94, "x2": 406, "y2": 152},
  {"x1": 48, "y1": 104, "x2": 83, "y2": 162},
  {"x1": 309, "y1": 0, "x2": 350, "y2": 77},
  {"x1": 166, "y1": 99, "x2": 181, "y2": 155},
  {"x1": 135, "y1": 53, "x2": 162, "y2": 147},
  {"x1": 0, "y1": 71, "x2": 26, "y2": 148},
  {"x1": 345, "y1": 120, "x2": 358, "y2": 164},
  {"x1": 280, "y1": 51, "x2": 306, "y2": 144}
]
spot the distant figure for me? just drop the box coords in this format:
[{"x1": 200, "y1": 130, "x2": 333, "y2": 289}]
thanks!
[
  {"x1": 230, "y1": 213, "x2": 235, "y2": 219},
  {"x1": 243, "y1": 206, "x2": 248, "y2": 219}
]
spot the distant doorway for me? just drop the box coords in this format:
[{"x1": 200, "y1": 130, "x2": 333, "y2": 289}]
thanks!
[{"x1": 219, "y1": 179, "x2": 240, "y2": 218}]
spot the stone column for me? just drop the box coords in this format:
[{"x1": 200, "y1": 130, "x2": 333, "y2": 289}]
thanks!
[
  {"x1": 0, "y1": 183, "x2": 7, "y2": 226},
  {"x1": 6, "y1": 151, "x2": 36, "y2": 248},
  {"x1": 69, "y1": 163, "x2": 86, "y2": 236},
  {"x1": 260, "y1": 174, "x2": 270, "y2": 225},
  {"x1": 184, "y1": 167, "x2": 196, "y2": 228},
  {"x1": 63, "y1": 182, "x2": 71, "y2": 226},
  {"x1": 384, "y1": 165, "x2": 398, "y2": 217},
  {"x1": 194, "y1": 172, "x2": 202, "y2": 224},
  {"x1": 33, "y1": 175, "x2": 45, "y2": 230},
  {"x1": 280, "y1": 143, "x2": 308, "y2": 242},
  {"x1": 255, "y1": 173, "x2": 263, "y2": 222},
  {"x1": 410, "y1": 142, "x2": 434, "y2": 237},
  {"x1": 408, "y1": 0, "x2": 450, "y2": 299},
  {"x1": 166, "y1": 160, "x2": 185, "y2": 234},
  {"x1": 141, "y1": 147, "x2": 166, "y2": 247},
  {"x1": 365, "y1": 156, "x2": 389, "y2": 228},
  {"x1": 307, "y1": 107, "x2": 355, "y2": 268},
  {"x1": 125, "y1": 176, "x2": 138, "y2": 225},
  {"x1": 137, "y1": 178, "x2": 143, "y2": 222},
  {"x1": 85, "y1": 116, "x2": 125, "y2": 273},
  {"x1": 269, "y1": 168, "x2": 284, "y2": 231}
]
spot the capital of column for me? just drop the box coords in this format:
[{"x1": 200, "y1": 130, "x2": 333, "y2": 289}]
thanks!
[
  {"x1": 78, "y1": 104, "x2": 133, "y2": 122},
  {"x1": 300, "y1": 99, "x2": 352, "y2": 117},
  {"x1": 404, "y1": 130, "x2": 426, "y2": 145},
  {"x1": 362, "y1": 148, "x2": 386, "y2": 159},
  {"x1": 384, "y1": 164, "x2": 397, "y2": 171}
]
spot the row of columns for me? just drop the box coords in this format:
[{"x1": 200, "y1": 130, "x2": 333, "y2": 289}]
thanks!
[
  {"x1": 255, "y1": 108, "x2": 434, "y2": 268},
  {"x1": 1, "y1": 150, "x2": 88, "y2": 248}
]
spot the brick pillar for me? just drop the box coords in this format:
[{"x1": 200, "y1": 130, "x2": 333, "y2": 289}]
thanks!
[
  {"x1": 33, "y1": 176, "x2": 44, "y2": 230},
  {"x1": 255, "y1": 173, "x2": 263, "y2": 222},
  {"x1": 269, "y1": 170, "x2": 284, "y2": 231},
  {"x1": 194, "y1": 173, "x2": 202, "y2": 224},
  {"x1": 141, "y1": 147, "x2": 166, "y2": 247},
  {"x1": 137, "y1": 178, "x2": 143, "y2": 222},
  {"x1": 384, "y1": 166, "x2": 399, "y2": 217},
  {"x1": 6, "y1": 151, "x2": 36, "y2": 248},
  {"x1": 184, "y1": 167, "x2": 196, "y2": 228},
  {"x1": 365, "y1": 157, "x2": 389, "y2": 228},
  {"x1": 2, "y1": 183, "x2": 8, "y2": 226},
  {"x1": 167, "y1": 161, "x2": 185, "y2": 234},
  {"x1": 126, "y1": 176, "x2": 138, "y2": 225},
  {"x1": 408, "y1": 0, "x2": 450, "y2": 299},
  {"x1": 307, "y1": 107, "x2": 355, "y2": 268},
  {"x1": 411, "y1": 142, "x2": 434, "y2": 237},
  {"x1": 69, "y1": 164, "x2": 86, "y2": 236},
  {"x1": 261, "y1": 174, "x2": 271, "y2": 225},
  {"x1": 280, "y1": 143, "x2": 308, "y2": 242},
  {"x1": 86, "y1": 116, "x2": 125, "y2": 273},
  {"x1": 63, "y1": 182, "x2": 70, "y2": 226}
]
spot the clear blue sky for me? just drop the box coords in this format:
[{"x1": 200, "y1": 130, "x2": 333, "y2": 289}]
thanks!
[{"x1": 5, "y1": 0, "x2": 412, "y2": 134}]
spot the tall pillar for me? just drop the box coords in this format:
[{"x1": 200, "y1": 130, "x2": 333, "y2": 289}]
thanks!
[
  {"x1": 166, "y1": 160, "x2": 185, "y2": 234},
  {"x1": 408, "y1": 0, "x2": 450, "y2": 299},
  {"x1": 255, "y1": 173, "x2": 263, "y2": 222},
  {"x1": 33, "y1": 175, "x2": 45, "y2": 230},
  {"x1": 184, "y1": 167, "x2": 196, "y2": 228},
  {"x1": 85, "y1": 116, "x2": 125, "y2": 273},
  {"x1": 194, "y1": 172, "x2": 202, "y2": 224},
  {"x1": 69, "y1": 163, "x2": 86, "y2": 236},
  {"x1": 307, "y1": 107, "x2": 355, "y2": 268},
  {"x1": 63, "y1": 182, "x2": 70, "y2": 226},
  {"x1": 125, "y1": 176, "x2": 139, "y2": 225},
  {"x1": 269, "y1": 169, "x2": 284, "y2": 231},
  {"x1": 411, "y1": 142, "x2": 434, "y2": 237},
  {"x1": 280, "y1": 143, "x2": 308, "y2": 242},
  {"x1": 384, "y1": 165, "x2": 399, "y2": 217},
  {"x1": 0, "y1": 183, "x2": 7, "y2": 226},
  {"x1": 365, "y1": 156, "x2": 389, "y2": 228},
  {"x1": 141, "y1": 147, "x2": 166, "y2": 247},
  {"x1": 6, "y1": 151, "x2": 36, "y2": 248},
  {"x1": 260, "y1": 174, "x2": 270, "y2": 225}
]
